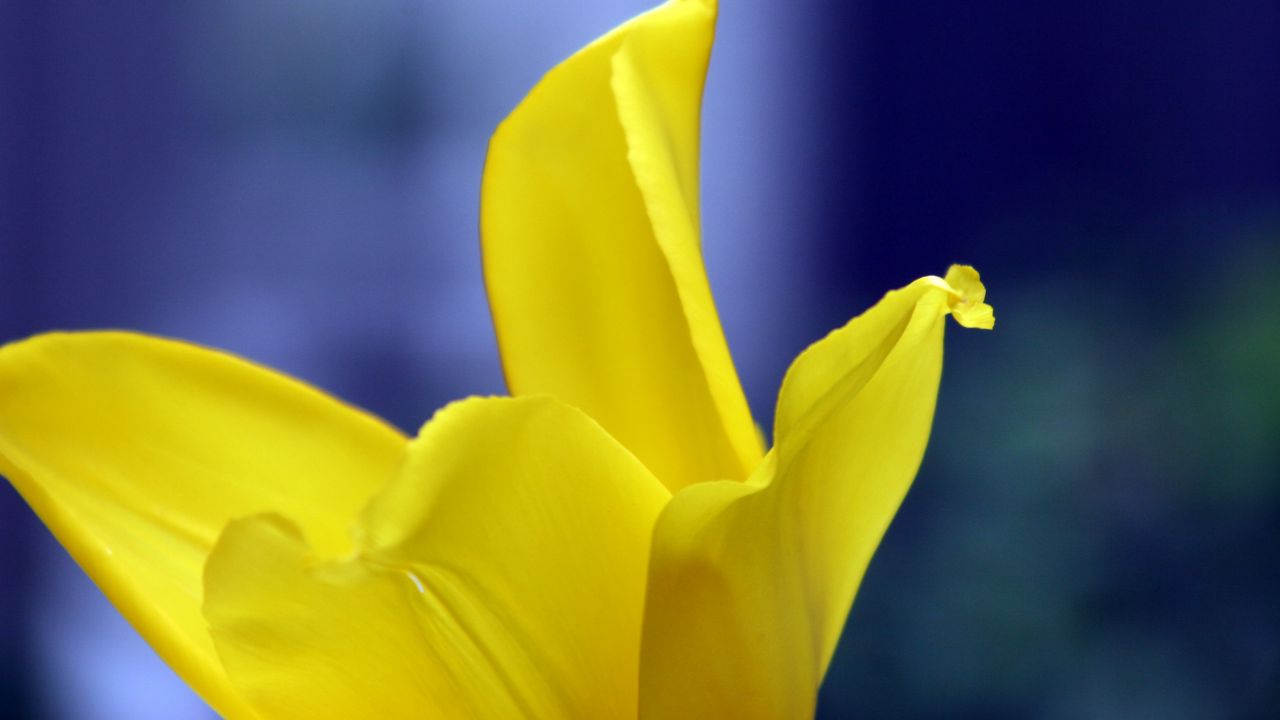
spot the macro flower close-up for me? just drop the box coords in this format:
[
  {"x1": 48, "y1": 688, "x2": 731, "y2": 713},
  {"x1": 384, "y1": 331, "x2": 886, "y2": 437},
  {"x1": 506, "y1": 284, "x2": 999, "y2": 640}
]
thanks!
[
  {"x1": 1, "y1": 1, "x2": 993, "y2": 717},
  {"x1": 5, "y1": 0, "x2": 1278, "y2": 718}
]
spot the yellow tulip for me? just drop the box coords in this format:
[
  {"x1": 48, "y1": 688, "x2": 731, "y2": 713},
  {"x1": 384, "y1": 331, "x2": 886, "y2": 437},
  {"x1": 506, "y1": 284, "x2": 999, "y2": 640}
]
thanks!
[{"x1": 0, "y1": 0, "x2": 993, "y2": 717}]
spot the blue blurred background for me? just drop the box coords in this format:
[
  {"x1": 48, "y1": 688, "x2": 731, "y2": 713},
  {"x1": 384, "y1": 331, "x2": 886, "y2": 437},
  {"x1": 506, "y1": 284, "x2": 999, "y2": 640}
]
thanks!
[{"x1": 1, "y1": 0, "x2": 1277, "y2": 717}]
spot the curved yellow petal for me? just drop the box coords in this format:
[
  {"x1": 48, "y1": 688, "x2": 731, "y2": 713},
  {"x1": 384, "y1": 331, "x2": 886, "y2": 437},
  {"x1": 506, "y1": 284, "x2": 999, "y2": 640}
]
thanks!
[
  {"x1": 0, "y1": 332, "x2": 406, "y2": 719},
  {"x1": 481, "y1": 0, "x2": 761, "y2": 492},
  {"x1": 205, "y1": 396, "x2": 671, "y2": 719},
  {"x1": 638, "y1": 270, "x2": 994, "y2": 717},
  {"x1": 204, "y1": 514, "x2": 457, "y2": 720}
]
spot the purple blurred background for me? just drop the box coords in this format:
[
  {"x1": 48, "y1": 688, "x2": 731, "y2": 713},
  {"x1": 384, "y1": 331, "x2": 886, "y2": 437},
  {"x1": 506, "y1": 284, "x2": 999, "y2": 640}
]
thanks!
[{"x1": 2, "y1": 1, "x2": 1278, "y2": 717}]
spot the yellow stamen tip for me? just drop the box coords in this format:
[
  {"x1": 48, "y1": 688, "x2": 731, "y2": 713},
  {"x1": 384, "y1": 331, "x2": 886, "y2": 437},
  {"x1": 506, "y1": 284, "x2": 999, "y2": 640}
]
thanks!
[{"x1": 943, "y1": 264, "x2": 996, "y2": 330}]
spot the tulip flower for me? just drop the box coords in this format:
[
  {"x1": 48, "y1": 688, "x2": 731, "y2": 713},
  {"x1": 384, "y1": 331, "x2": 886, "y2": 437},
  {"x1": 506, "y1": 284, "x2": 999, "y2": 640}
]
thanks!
[{"x1": 0, "y1": 0, "x2": 992, "y2": 717}]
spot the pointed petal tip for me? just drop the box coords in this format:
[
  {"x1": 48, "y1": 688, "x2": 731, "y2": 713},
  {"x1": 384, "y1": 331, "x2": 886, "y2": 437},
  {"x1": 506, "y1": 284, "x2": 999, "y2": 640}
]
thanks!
[{"x1": 942, "y1": 264, "x2": 995, "y2": 330}]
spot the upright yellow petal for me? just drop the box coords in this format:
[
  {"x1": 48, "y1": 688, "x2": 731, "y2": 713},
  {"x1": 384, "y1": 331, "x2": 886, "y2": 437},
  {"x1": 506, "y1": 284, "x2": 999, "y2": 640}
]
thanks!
[
  {"x1": 204, "y1": 396, "x2": 671, "y2": 719},
  {"x1": 638, "y1": 268, "x2": 994, "y2": 717},
  {"x1": 0, "y1": 332, "x2": 406, "y2": 719},
  {"x1": 482, "y1": 0, "x2": 761, "y2": 491}
]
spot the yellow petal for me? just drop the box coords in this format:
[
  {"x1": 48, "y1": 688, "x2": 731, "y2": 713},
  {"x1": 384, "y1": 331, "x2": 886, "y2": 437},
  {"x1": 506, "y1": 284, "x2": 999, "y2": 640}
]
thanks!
[
  {"x1": 205, "y1": 396, "x2": 671, "y2": 719},
  {"x1": 639, "y1": 270, "x2": 993, "y2": 717},
  {"x1": 481, "y1": 0, "x2": 761, "y2": 491},
  {"x1": 0, "y1": 332, "x2": 406, "y2": 719}
]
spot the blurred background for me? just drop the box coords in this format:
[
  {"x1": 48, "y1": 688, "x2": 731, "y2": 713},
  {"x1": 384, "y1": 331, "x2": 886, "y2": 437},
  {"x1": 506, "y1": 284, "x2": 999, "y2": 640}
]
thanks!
[{"x1": 1, "y1": 0, "x2": 1276, "y2": 717}]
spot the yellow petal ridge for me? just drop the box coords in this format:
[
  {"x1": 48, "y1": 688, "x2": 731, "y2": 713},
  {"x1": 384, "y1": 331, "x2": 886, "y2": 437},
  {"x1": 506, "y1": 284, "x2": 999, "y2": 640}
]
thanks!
[
  {"x1": 481, "y1": 0, "x2": 761, "y2": 492},
  {"x1": 205, "y1": 396, "x2": 671, "y2": 719}
]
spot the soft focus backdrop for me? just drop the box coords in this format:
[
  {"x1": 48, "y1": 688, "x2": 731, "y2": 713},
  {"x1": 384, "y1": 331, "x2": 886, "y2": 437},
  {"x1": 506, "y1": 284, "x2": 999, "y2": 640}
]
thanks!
[{"x1": 1, "y1": 1, "x2": 1277, "y2": 718}]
